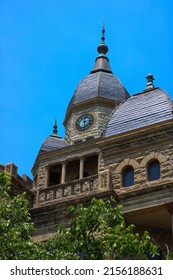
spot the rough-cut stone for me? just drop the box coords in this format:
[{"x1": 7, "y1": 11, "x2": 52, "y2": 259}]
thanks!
[{"x1": 65, "y1": 106, "x2": 114, "y2": 145}]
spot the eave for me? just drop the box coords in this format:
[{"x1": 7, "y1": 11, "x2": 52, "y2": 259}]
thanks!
[{"x1": 97, "y1": 119, "x2": 173, "y2": 158}]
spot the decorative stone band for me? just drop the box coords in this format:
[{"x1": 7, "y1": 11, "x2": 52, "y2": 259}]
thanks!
[{"x1": 33, "y1": 171, "x2": 111, "y2": 206}]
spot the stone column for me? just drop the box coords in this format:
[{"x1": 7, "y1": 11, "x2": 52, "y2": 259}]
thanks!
[
  {"x1": 79, "y1": 157, "x2": 85, "y2": 179},
  {"x1": 61, "y1": 162, "x2": 66, "y2": 184},
  {"x1": 45, "y1": 165, "x2": 49, "y2": 188},
  {"x1": 97, "y1": 153, "x2": 100, "y2": 173}
]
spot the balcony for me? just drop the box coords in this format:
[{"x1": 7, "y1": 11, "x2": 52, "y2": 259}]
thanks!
[{"x1": 33, "y1": 171, "x2": 111, "y2": 207}]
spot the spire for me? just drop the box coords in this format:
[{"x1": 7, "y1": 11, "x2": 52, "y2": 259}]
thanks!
[
  {"x1": 90, "y1": 25, "x2": 112, "y2": 74},
  {"x1": 53, "y1": 119, "x2": 58, "y2": 134},
  {"x1": 97, "y1": 23, "x2": 108, "y2": 55},
  {"x1": 101, "y1": 22, "x2": 105, "y2": 43}
]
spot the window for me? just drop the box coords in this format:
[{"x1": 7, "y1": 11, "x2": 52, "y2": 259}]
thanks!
[
  {"x1": 122, "y1": 166, "x2": 134, "y2": 187},
  {"x1": 49, "y1": 171, "x2": 61, "y2": 186},
  {"x1": 147, "y1": 160, "x2": 160, "y2": 181}
]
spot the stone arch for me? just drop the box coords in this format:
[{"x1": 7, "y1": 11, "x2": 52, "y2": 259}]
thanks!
[
  {"x1": 115, "y1": 158, "x2": 140, "y2": 174},
  {"x1": 140, "y1": 152, "x2": 167, "y2": 167},
  {"x1": 112, "y1": 158, "x2": 139, "y2": 189}
]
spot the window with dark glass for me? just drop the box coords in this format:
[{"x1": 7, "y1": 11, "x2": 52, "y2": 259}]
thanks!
[
  {"x1": 122, "y1": 166, "x2": 134, "y2": 187},
  {"x1": 148, "y1": 160, "x2": 160, "y2": 181}
]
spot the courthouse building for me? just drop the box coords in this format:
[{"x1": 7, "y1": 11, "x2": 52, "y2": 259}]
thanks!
[{"x1": 2, "y1": 28, "x2": 173, "y2": 249}]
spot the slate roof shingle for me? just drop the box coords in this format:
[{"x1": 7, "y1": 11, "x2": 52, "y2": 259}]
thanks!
[
  {"x1": 104, "y1": 88, "x2": 173, "y2": 137},
  {"x1": 39, "y1": 135, "x2": 68, "y2": 153},
  {"x1": 67, "y1": 71, "x2": 130, "y2": 109}
]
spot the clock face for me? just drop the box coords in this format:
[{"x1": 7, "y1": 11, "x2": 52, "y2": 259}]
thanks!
[{"x1": 76, "y1": 114, "x2": 94, "y2": 131}]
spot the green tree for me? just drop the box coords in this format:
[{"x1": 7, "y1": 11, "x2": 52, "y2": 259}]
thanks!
[
  {"x1": 0, "y1": 171, "x2": 47, "y2": 259},
  {"x1": 45, "y1": 198, "x2": 159, "y2": 260},
  {"x1": 0, "y1": 171, "x2": 161, "y2": 260}
]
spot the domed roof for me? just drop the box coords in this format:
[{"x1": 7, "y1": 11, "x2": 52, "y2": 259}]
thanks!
[
  {"x1": 104, "y1": 82, "x2": 173, "y2": 137},
  {"x1": 39, "y1": 134, "x2": 68, "y2": 153},
  {"x1": 66, "y1": 27, "x2": 130, "y2": 112},
  {"x1": 39, "y1": 121, "x2": 68, "y2": 153},
  {"x1": 68, "y1": 72, "x2": 130, "y2": 107}
]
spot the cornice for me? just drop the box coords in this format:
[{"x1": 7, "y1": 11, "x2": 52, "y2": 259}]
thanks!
[
  {"x1": 97, "y1": 119, "x2": 173, "y2": 158},
  {"x1": 118, "y1": 181, "x2": 173, "y2": 216},
  {"x1": 30, "y1": 189, "x2": 116, "y2": 214}
]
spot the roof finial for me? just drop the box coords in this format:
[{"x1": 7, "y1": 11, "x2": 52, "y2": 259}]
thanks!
[
  {"x1": 90, "y1": 24, "x2": 112, "y2": 74},
  {"x1": 145, "y1": 74, "x2": 155, "y2": 90},
  {"x1": 97, "y1": 23, "x2": 108, "y2": 55},
  {"x1": 53, "y1": 118, "x2": 58, "y2": 134},
  {"x1": 101, "y1": 22, "x2": 105, "y2": 44}
]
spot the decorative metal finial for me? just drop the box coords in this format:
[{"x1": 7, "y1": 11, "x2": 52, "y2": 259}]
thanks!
[
  {"x1": 145, "y1": 74, "x2": 155, "y2": 90},
  {"x1": 101, "y1": 22, "x2": 105, "y2": 44},
  {"x1": 97, "y1": 23, "x2": 108, "y2": 55},
  {"x1": 53, "y1": 119, "x2": 58, "y2": 134}
]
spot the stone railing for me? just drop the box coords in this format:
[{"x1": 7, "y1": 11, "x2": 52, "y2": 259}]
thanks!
[{"x1": 33, "y1": 171, "x2": 111, "y2": 207}]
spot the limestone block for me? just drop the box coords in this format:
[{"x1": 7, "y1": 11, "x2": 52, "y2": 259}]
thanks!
[
  {"x1": 93, "y1": 178, "x2": 98, "y2": 190},
  {"x1": 47, "y1": 190, "x2": 54, "y2": 201},
  {"x1": 37, "y1": 166, "x2": 46, "y2": 189},
  {"x1": 82, "y1": 181, "x2": 90, "y2": 192},
  {"x1": 56, "y1": 188, "x2": 63, "y2": 199},
  {"x1": 74, "y1": 184, "x2": 81, "y2": 195},
  {"x1": 39, "y1": 192, "x2": 46, "y2": 202},
  {"x1": 64, "y1": 186, "x2": 72, "y2": 197}
]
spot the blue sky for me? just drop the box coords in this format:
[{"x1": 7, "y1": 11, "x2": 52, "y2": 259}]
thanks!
[{"x1": 0, "y1": 0, "x2": 172, "y2": 178}]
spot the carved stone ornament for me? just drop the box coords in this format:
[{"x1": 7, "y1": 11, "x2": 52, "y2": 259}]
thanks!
[{"x1": 102, "y1": 130, "x2": 173, "y2": 156}]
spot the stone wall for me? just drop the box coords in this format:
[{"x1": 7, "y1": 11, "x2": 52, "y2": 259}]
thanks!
[
  {"x1": 36, "y1": 165, "x2": 47, "y2": 189},
  {"x1": 65, "y1": 106, "x2": 113, "y2": 144},
  {"x1": 99, "y1": 141, "x2": 173, "y2": 195}
]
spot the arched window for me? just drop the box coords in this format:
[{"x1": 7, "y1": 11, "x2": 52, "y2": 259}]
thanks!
[
  {"x1": 147, "y1": 160, "x2": 160, "y2": 181},
  {"x1": 122, "y1": 166, "x2": 134, "y2": 187}
]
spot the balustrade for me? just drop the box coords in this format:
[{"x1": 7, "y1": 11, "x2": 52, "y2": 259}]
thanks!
[{"x1": 33, "y1": 171, "x2": 111, "y2": 206}]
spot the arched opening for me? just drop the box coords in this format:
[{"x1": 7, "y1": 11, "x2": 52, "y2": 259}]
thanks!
[
  {"x1": 147, "y1": 160, "x2": 160, "y2": 181},
  {"x1": 48, "y1": 165, "x2": 61, "y2": 186},
  {"x1": 122, "y1": 166, "x2": 134, "y2": 187}
]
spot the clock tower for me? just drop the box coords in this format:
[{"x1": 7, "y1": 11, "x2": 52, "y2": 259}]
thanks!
[{"x1": 63, "y1": 27, "x2": 130, "y2": 145}]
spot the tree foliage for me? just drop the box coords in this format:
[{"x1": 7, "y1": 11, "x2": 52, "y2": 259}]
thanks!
[
  {"x1": 44, "y1": 199, "x2": 159, "y2": 260},
  {"x1": 0, "y1": 171, "x2": 47, "y2": 259},
  {"x1": 0, "y1": 171, "x2": 160, "y2": 260}
]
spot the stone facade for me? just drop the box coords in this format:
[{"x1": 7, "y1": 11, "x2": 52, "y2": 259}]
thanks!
[
  {"x1": 98, "y1": 126, "x2": 173, "y2": 195},
  {"x1": 65, "y1": 103, "x2": 116, "y2": 144},
  {"x1": 36, "y1": 165, "x2": 47, "y2": 189},
  {"x1": 1, "y1": 29, "x2": 172, "y2": 251},
  {"x1": 30, "y1": 121, "x2": 173, "y2": 247},
  {"x1": 6, "y1": 30, "x2": 172, "y2": 248}
]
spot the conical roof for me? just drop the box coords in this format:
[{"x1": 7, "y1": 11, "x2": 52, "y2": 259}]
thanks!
[{"x1": 39, "y1": 121, "x2": 68, "y2": 154}]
